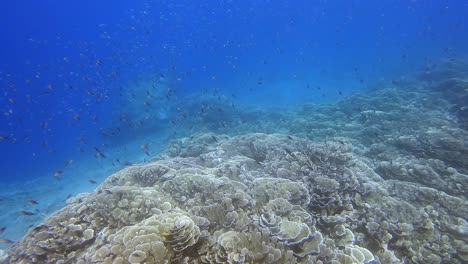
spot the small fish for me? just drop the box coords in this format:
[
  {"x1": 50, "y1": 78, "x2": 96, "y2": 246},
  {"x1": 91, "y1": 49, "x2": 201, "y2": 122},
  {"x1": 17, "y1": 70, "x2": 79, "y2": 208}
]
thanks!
[
  {"x1": 0, "y1": 239, "x2": 14, "y2": 244},
  {"x1": 0, "y1": 135, "x2": 9, "y2": 141},
  {"x1": 47, "y1": 84, "x2": 55, "y2": 90},
  {"x1": 0, "y1": 227, "x2": 6, "y2": 235},
  {"x1": 93, "y1": 146, "x2": 106, "y2": 158},
  {"x1": 146, "y1": 90, "x2": 155, "y2": 98},
  {"x1": 141, "y1": 143, "x2": 150, "y2": 151},
  {"x1": 27, "y1": 199, "x2": 39, "y2": 205},
  {"x1": 284, "y1": 148, "x2": 294, "y2": 157},
  {"x1": 54, "y1": 170, "x2": 63, "y2": 178},
  {"x1": 88, "y1": 179, "x2": 97, "y2": 184},
  {"x1": 33, "y1": 225, "x2": 50, "y2": 232},
  {"x1": 8, "y1": 98, "x2": 15, "y2": 104},
  {"x1": 65, "y1": 159, "x2": 73, "y2": 167},
  {"x1": 96, "y1": 59, "x2": 103, "y2": 66},
  {"x1": 20, "y1": 210, "x2": 35, "y2": 216}
]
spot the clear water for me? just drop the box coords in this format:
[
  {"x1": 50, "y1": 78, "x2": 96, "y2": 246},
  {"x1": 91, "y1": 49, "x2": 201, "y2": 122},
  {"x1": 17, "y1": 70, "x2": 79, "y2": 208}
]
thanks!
[{"x1": 0, "y1": 0, "x2": 467, "y2": 259}]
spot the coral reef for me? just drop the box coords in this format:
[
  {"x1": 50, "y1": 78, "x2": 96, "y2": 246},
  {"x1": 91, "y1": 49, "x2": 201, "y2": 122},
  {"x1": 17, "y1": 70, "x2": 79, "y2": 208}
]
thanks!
[
  {"x1": 3, "y1": 134, "x2": 381, "y2": 263},
  {"x1": 3, "y1": 60, "x2": 468, "y2": 263},
  {"x1": 4, "y1": 132, "x2": 467, "y2": 263}
]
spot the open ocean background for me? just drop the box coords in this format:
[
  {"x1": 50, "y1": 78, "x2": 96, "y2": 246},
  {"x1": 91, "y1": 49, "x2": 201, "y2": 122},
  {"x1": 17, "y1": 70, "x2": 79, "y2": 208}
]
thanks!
[{"x1": 1, "y1": 0, "x2": 468, "y2": 255}]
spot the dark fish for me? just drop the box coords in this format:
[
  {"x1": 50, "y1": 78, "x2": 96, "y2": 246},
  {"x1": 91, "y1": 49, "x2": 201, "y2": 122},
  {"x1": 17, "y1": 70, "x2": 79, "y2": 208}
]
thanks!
[
  {"x1": 93, "y1": 146, "x2": 106, "y2": 158},
  {"x1": 284, "y1": 148, "x2": 294, "y2": 157},
  {"x1": 54, "y1": 170, "x2": 63, "y2": 178},
  {"x1": 0, "y1": 239, "x2": 14, "y2": 244},
  {"x1": 27, "y1": 199, "x2": 39, "y2": 205},
  {"x1": 33, "y1": 225, "x2": 50, "y2": 232},
  {"x1": 0, "y1": 135, "x2": 9, "y2": 141},
  {"x1": 141, "y1": 143, "x2": 150, "y2": 151},
  {"x1": 20, "y1": 210, "x2": 35, "y2": 216},
  {"x1": 40, "y1": 122, "x2": 48, "y2": 130},
  {"x1": 0, "y1": 227, "x2": 5, "y2": 235},
  {"x1": 89, "y1": 179, "x2": 97, "y2": 184},
  {"x1": 146, "y1": 90, "x2": 155, "y2": 98}
]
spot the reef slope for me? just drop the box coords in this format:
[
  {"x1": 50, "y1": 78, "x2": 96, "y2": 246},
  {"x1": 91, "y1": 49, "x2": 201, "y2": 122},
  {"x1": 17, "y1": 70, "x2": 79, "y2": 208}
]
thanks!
[{"x1": 2, "y1": 60, "x2": 468, "y2": 263}]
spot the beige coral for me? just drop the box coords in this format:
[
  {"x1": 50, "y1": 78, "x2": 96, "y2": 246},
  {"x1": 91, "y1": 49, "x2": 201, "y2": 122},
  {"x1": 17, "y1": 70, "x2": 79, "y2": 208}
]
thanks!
[{"x1": 4, "y1": 128, "x2": 467, "y2": 263}]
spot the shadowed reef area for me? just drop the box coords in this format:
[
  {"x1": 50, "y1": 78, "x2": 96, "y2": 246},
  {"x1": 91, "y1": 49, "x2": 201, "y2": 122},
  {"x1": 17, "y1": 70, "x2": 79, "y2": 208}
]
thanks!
[{"x1": 1, "y1": 60, "x2": 468, "y2": 263}]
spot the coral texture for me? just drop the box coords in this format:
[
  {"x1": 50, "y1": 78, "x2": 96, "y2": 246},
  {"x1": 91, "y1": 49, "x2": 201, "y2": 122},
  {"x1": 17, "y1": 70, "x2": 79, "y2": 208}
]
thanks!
[{"x1": 4, "y1": 132, "x2": 467, "y2": 263}]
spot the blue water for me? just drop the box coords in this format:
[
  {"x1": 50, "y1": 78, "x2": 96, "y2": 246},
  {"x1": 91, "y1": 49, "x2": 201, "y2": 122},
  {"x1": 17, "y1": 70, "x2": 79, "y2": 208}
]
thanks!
[{"x1": 0, "y1": 0, "x2": 467, "y2": 247}]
